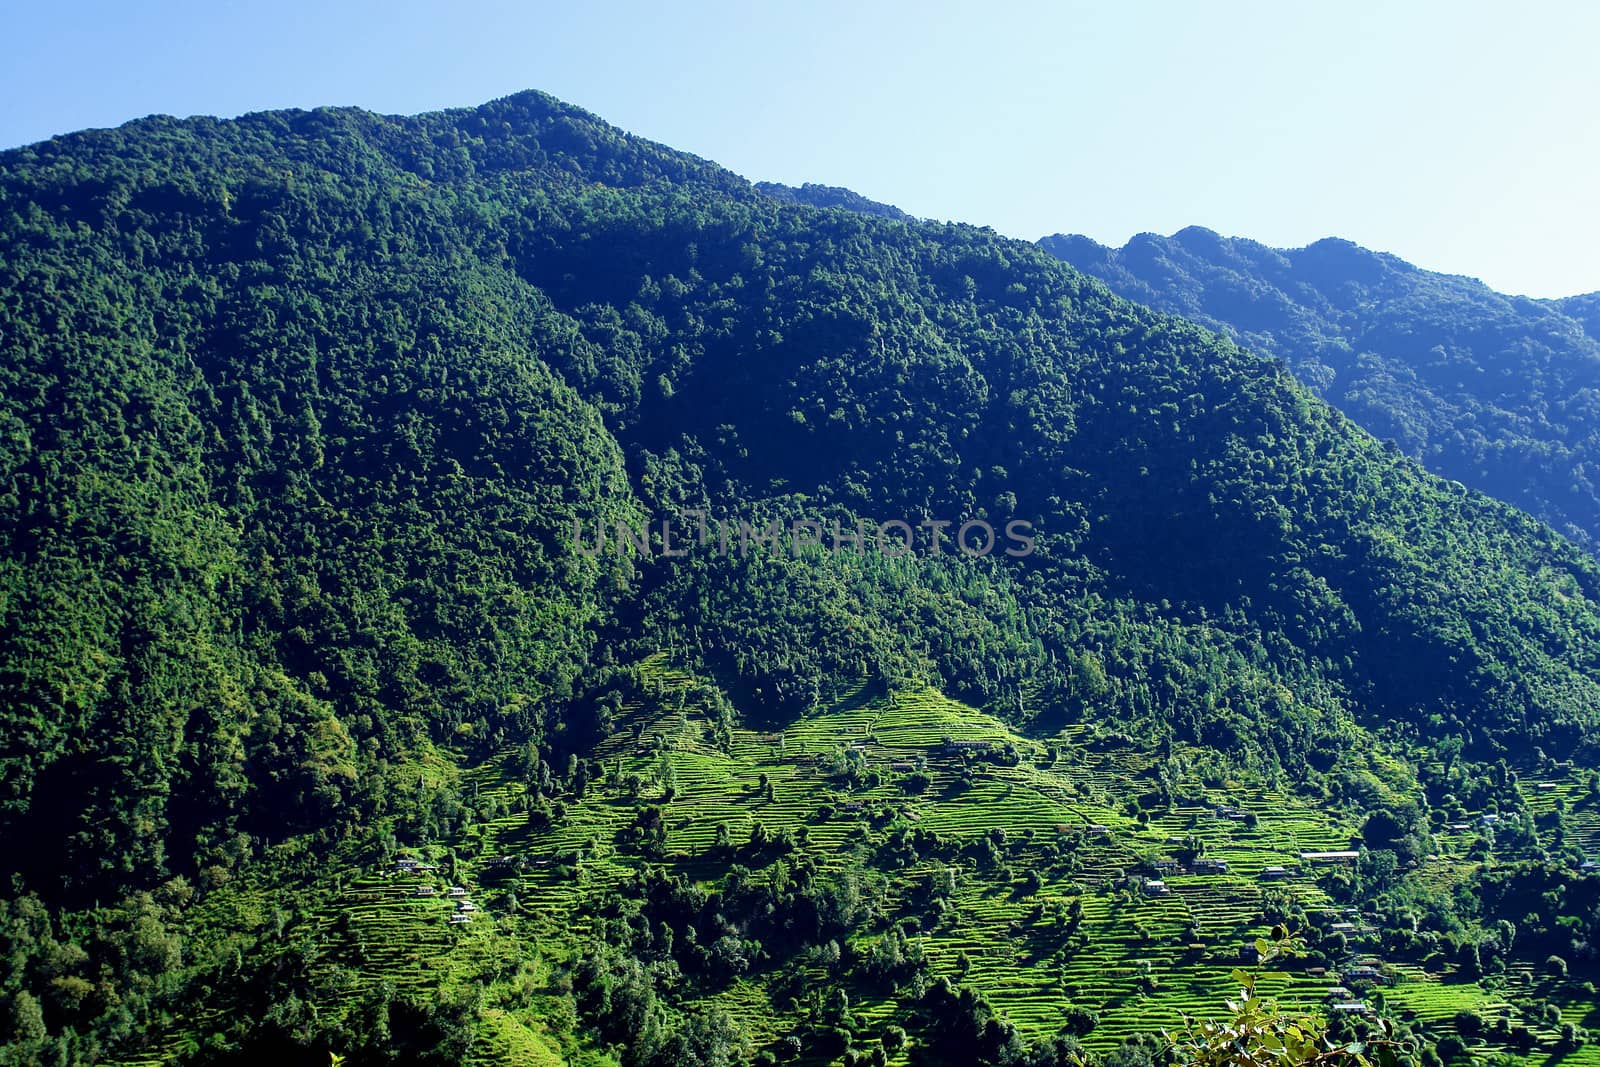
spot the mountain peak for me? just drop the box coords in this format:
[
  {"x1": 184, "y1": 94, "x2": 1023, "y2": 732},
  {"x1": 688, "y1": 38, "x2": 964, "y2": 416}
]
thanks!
[{"x1": 1171, "y1": 224, "x2": 1226, "y2": 252}]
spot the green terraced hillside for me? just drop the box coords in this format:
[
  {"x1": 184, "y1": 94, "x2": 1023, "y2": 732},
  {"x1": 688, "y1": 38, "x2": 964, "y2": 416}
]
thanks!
[{"x1": 178, "y1": 655, "x2": 1591, "y2": 1066}]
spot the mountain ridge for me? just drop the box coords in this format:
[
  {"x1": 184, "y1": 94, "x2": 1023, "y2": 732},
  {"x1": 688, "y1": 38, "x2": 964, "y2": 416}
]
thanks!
[{"x1": 1040, "y1": 227, "x2": 1600, "y2": 554}]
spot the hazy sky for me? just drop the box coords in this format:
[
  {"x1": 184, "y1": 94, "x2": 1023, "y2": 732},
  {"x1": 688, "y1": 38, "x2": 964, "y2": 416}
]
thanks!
[{"x1": 6, "y1": 1, "x2": 1598, "y2": 297}]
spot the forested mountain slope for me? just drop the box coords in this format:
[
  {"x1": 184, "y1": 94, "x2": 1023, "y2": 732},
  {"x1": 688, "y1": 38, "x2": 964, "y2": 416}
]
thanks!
[
  {"x1": 1040, "y1": 228, "x2": 1600, "y2": 553},
  {"x1": 753, "y1": 181, "x2": 911, "y2": 221},
  {"x1": 1559, "y1": 291, "x2": 1600, "y2": 344},
  {"x1": 2, "y1": 92, "x2": 1599, "y2": 1064}
]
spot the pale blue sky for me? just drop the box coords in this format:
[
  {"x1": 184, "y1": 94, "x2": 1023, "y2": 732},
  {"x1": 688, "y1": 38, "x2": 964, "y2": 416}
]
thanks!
[{"x1": 5, "y1": 1, "x2": 1598, "y2": 297}]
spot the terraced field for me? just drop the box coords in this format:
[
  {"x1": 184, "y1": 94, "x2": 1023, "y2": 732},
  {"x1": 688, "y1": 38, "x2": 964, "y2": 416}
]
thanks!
[
  {"x1": 354, "y1": 657, "x2": 1588, "y2": 1064},
  {"x1": 119, "y1": 657, "x2": 1591, "y2": 1066}
]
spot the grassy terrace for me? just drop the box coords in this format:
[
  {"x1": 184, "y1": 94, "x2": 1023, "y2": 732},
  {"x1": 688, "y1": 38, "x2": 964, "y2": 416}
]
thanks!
[
  {"x1": 130, "y1": 655, "x2": 1592, "y2": 1066},
  {"x1": 439, "y1": 658, "x2": 1433, "y2": 1060}
]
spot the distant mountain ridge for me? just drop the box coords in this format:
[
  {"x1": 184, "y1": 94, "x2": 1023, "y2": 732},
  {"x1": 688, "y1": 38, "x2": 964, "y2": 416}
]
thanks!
[
  {"x1": 1041, "y1": 226, "x2": 1600, "y2": 552},
  {"x1": 755, "y1": 180, "x2": 912, "y2": 221}
]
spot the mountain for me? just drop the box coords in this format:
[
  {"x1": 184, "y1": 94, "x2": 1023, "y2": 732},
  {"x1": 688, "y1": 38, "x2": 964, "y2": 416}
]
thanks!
[
  {"x1": 754, "y1": 181, "x2": 911, "y2": 221},
  {"x1": 1558, "y1": 291, "x2": 1600, "y2": 344},
  {"x1": 1040, "y1": 227, "x2": 1600, "y2": 554},
  {"x1": 3, "y1": 93, "x2": 1600, "y2": 1065}
]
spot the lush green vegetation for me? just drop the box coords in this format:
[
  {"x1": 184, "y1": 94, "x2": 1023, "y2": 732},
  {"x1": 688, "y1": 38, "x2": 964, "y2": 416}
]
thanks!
[
  {"x1": 752, "y1": 183, "x2": 911, "y2": 222},
  {"x1": 2, "y1": 91, "x2": 1600, "y2": 1064},
  {"x1": 1040, "y1": 227, "x2": 1600, "y2": 553}
]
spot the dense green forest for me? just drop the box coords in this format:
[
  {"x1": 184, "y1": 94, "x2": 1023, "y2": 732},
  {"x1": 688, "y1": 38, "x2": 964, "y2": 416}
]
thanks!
[
  {"x1": 1040, "y1": 228, "x2": 1600, "y2": 554},
  {"x1": 2, "y1": 92, "x2": 1600, "y2": 1065},
  {"x1": 752, "y1": 183, "x2": 910, "y2": 222}
]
